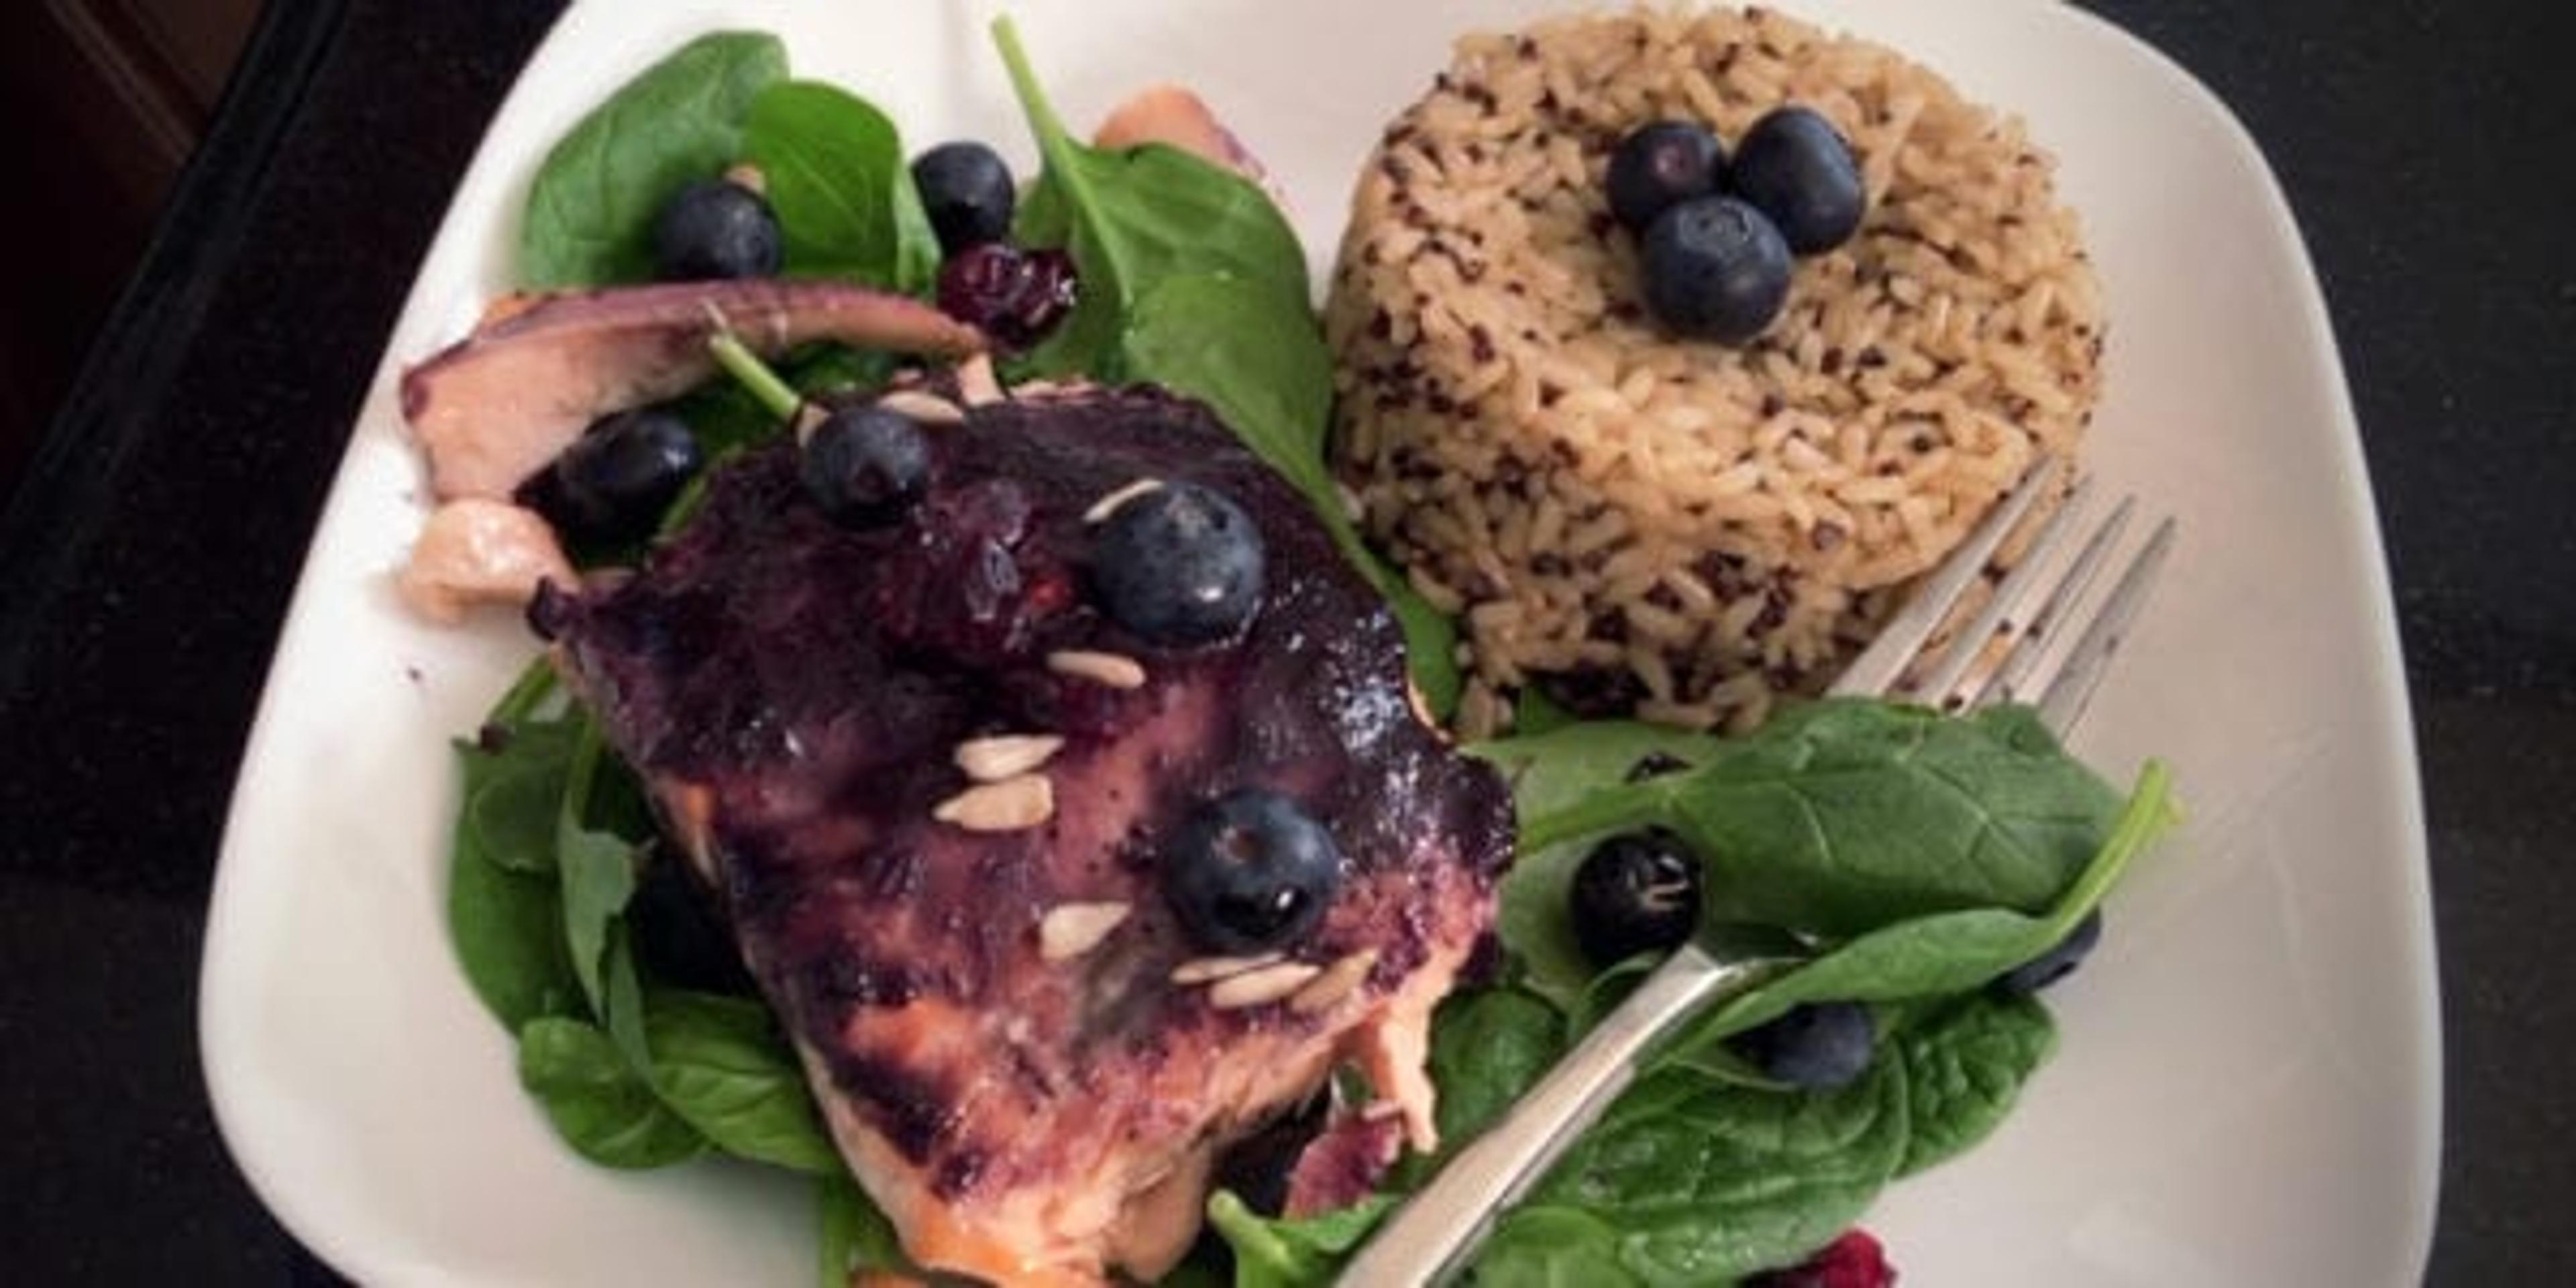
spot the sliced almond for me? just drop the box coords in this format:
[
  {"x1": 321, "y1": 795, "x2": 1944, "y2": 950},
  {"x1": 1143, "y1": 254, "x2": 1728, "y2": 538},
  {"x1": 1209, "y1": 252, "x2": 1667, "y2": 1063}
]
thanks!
[
  {"x1": 1288, "y1": 949, "x2": 1380, "y2": 1015},
  {"x1": 876, "y1": 388, "x2": 967, "y2": 425},
  {"x1": 954, "y1": 734, "x2": 1065, "y2": 782},
  {"x1": 955, "y1": 354, "x2": 1004, "y2": 407},
  {"x1": 1209, "y1": 961, "x2": 1323, "y2": 1010},
  {"x1": 792, "y1": 402, "x2": 830, "y2": 445},
  {"x1": 1404, "y1": 679, "x2": 1438, "y2": 732},
  {"x1": 1169, "y1": 952, "x2": 1285, "y2": 985},
  {"x1": 1010, "y1": 378, "x2": 1093, "y2": 402},
  {"x1": 932, "y1": 773, "x2": 1054, "y2": 832},
  {"x1": 1083, "y1": 478, "x2": 1165, "y2": 525},
  {"x1": 1038, "y1": 901, "x2": 1132, "y2": 961},
  {"x1": 1047, "y1": 649, "x2": 1146, "y2": 690}
]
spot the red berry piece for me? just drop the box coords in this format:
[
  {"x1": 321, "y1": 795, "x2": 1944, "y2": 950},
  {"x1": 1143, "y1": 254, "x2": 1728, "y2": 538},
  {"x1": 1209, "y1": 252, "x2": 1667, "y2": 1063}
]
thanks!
[
  {"x1": 1747, "y1": 1228, "x2": 1897, "y2": 1288},
  {"x1": 936, "y1": 243, "x2": 1078, "y2": 350}
]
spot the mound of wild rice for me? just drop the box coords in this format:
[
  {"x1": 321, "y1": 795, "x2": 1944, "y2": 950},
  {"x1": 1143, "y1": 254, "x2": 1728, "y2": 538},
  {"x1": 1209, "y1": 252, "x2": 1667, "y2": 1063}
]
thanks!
[{"x1": 1326, "y1": 5, "x2": 2103, "y2": 737}]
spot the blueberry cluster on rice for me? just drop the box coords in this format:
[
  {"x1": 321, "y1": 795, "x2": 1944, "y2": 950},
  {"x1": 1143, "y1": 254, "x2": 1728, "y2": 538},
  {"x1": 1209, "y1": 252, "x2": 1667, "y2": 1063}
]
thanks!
[{"x1": 1326, "y1": 5, "x2": 2102, "y2": 736}]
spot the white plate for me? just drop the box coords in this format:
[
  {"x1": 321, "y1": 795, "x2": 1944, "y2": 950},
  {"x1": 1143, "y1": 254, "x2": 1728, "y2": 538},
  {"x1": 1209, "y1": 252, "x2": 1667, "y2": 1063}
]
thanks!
[{"x1": 199, "y1": 1, "x2": 2439, "y2": 1283}]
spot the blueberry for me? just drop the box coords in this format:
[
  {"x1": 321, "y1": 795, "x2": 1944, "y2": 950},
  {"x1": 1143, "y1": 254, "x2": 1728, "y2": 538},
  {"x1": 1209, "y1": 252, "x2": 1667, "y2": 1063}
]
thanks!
[
  {"x1": 1731, "y1": 1002, "x2": 1876, "y2": 1091},
  {"x1": 1640, "y1": 196, "x2": 1792, "y2": 344},
  {"x1": 653, "y1": 179, "x2": 782, "y2": 280},
  {"x1": 1163, "y1": 788, "x2": 1344, "y2": 955},
  {"x1": 801, "y1": 405, "x2": 930, "y2": 525},
  {"x1": 546, "y1": 408, "x2": 702, "y2": 543},
  {"x1": 937, "y1": 243, "x2": 1079, "y2": 350},
  {"x1": 1606, "y1": 121, "x2": 1727, "y2": 233},
  {"x1": 1992, "y1": 908, "x2": 2104, "y2": 996},
  {"x1": 911, "y1": 142, "x2": 1018, "y2": 254},
  {"x1": 1090, "y1": 482, "x2": 1266, "y2": 647},
  {"x1": 1729, "y1": 107, "x2": 1866, "y2": 255},
  {"x1": 1570, "y1": 832, "x2": 1703, "y2": 966}
]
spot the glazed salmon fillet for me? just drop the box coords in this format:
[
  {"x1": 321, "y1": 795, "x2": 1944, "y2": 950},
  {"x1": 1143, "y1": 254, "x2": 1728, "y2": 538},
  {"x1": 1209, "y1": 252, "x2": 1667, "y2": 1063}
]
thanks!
[{"x1": 539, "y1": 382, "x2": 1511, "y2": 1284}]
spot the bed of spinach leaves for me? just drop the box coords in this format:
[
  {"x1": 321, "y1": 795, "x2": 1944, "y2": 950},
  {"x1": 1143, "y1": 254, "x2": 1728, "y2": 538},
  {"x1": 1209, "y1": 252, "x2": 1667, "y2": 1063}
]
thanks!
[
  {"x1": 451, "y1": 643, "x2": 2169, "y2": 1288},
  {"x1": 1203, "y1": 720, "x2": 2172, "y2": 1285},
  {"x1": 456, "y1": 19, "x2": 2181, "y2": 1288},
  {"x1": 447, "y1": 661, "x2": 918, "y2": 1277}
]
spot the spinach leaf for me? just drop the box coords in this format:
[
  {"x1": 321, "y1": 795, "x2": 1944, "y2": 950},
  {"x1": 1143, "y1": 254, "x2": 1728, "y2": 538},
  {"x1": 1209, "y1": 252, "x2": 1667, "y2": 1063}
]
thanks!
[
  {"x1": 817, "y1": 1173, "x2": 910, "y2": 1288},
  {"x1": 459, "y1": 722, "x2": 581, "y2": 873},
  {"x1": 447, "y1": 808, "x2": 582, "y2": 1030},
  {"x1": 1208, "y1": 1191, "x2": 1397, "y2": 1288},
  {"x1": 1512, "y1": 686, "x2": 1582, "y2": 736},
  {"x1": 1518, "y1": 701, "x2": 2124, "y2": 937},
  {"x1": 1472, "y1": 719, "x2": 1721, "y2": 820},
  {"x1": 1891, "y1": 993, "x2": 2056, "y2": 1176},
  {"x1": 1501, "y1": 1057, "x2": 1909, "y2": 1284},
  {"x1": 448, "y1": 666, "x2": 865, "y2": 1199},
  {"x1": 991, "y1": 19, "x2": 1309, "y2": 381},
  {"x1": 1472, "y1": 1208, "x2": 1644, "y2": 1287},
  {"x1": 1668, "y1": 759, "x2": 2169, "y2": 1055},
  {"x1": 1124, "y1": 273, "x2": 1464, "y2": 712},
  {"x1": 557, "y1": 722, "x2": 641, "y2": 1014},
  {"x1": 643, "y1": 988, "x2": 841, "y2": 1174},
  {"x1": 549, "y1": 709, "x2": 665, "y2": 1022},
  {"x1": 517, "y1": 1016, "x2": 708, "y2": 1169},
  {"x1": 1124, "y1": 273, "x2": 1336, "y2": 500},
  {"x1": 446, "y1": 667, "x2": 584, "y2": 1028},
  {"x1": 742, "y1": 80, "x2": 941, "y2": 294},
  {"x1": 519, "y1": 32, "x2": 788, "y2": 288}
]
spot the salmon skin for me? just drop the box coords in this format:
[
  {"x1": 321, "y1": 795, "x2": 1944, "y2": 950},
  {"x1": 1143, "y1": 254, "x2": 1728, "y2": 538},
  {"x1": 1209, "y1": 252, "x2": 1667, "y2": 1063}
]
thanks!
[{"x1": 539, "y1": 382, "x2": 1511, "y2": 1285}]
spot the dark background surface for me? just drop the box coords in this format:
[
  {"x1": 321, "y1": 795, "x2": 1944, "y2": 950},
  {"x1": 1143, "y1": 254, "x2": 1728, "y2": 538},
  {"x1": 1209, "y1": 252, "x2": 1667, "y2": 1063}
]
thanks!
[{"x1": 0, "y1": 0, "x2": 2566, "y2": 1281}]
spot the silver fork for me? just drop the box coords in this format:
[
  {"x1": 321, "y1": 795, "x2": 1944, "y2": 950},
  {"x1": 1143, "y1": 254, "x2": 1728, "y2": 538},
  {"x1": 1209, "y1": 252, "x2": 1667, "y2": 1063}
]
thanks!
[{"x1": 1338, "y1": 458, "x2": 2178, "y2": 1287}]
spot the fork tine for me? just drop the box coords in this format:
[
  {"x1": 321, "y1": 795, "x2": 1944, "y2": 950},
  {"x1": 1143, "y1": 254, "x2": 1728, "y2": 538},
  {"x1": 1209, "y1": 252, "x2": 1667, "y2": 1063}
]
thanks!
[
  {"x1": 2032, "y1": 515, "x2": 2178, "y2": 735},
  {"x1": 1969, "y1": 493, "x2": 2136, "y2": 712},
  {"x1": 1910, "y1": 476, "x2": 2098, "y2": 708},
  {"x1": 1827, "y1": 455, "x2": 2062, "y2": 698}
]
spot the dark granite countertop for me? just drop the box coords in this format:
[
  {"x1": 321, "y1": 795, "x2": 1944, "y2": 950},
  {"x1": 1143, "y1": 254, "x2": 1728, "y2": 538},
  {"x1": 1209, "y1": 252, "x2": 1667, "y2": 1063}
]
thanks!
[{"x1": 1, "y1": 0, "x2": 2565, "y2": 1281}]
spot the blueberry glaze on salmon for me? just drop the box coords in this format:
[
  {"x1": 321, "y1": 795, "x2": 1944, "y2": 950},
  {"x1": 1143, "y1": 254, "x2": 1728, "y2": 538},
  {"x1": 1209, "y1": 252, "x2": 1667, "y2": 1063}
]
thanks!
[{"x1": 538, "y1": 382, "x2": 1511, "y2": 1285}]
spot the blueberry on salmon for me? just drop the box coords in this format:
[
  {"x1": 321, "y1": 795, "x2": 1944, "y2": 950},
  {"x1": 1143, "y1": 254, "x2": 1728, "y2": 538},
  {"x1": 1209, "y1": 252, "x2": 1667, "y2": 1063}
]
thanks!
[{"x1": 1089, "y1": 481, "x2": 1267, "y2": 647}]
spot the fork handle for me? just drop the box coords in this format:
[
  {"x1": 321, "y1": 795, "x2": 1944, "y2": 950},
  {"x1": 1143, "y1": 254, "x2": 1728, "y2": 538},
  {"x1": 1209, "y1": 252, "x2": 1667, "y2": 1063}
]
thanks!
[{"x1": 1337, "y1": 942, "x2": 1762, "y2": 1285}]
